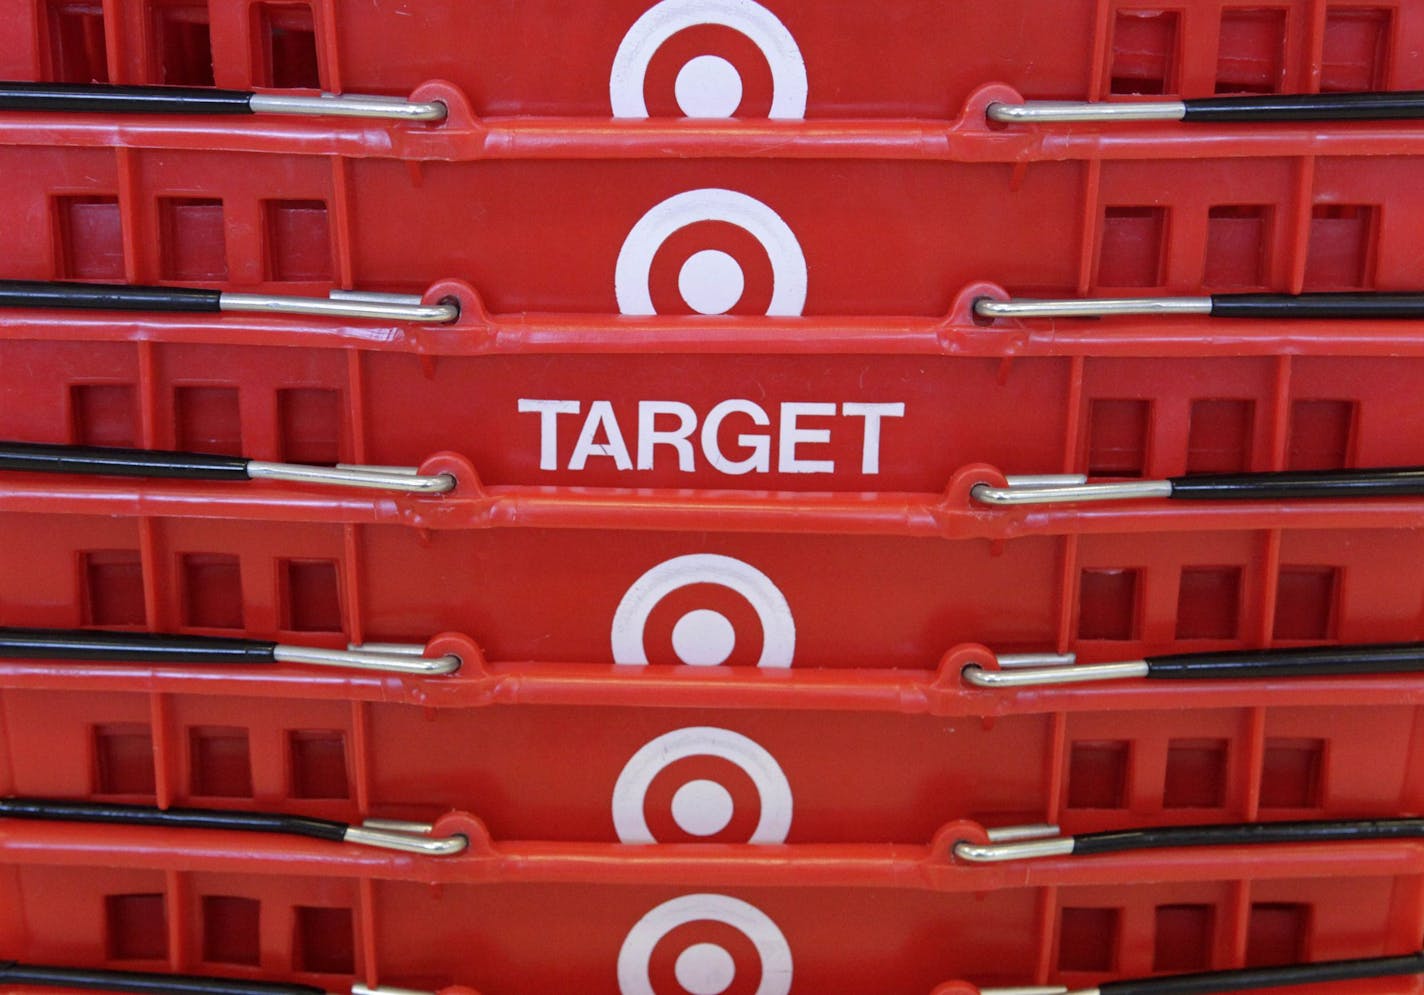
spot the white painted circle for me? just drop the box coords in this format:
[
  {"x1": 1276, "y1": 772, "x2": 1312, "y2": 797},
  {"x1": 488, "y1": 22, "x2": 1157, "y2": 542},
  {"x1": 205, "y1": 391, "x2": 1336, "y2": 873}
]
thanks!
[
  {"x1": 615, "y1": 189, "x2": 807, "y2": 317},
  {"x1": 612, "y1": 727, "x2": 793, "y2": 844},
  {"x1": 671, "y1": 779, "x2": 736, "y2": 836},
  {"x1": 674, "y1": 55, "x2": 744, "y2": 117},
  {"x1": 675, "y1": 943, "x2": 737, "y2": 995},
  {"x1": 677, "y1": 249, "x2": 746, "y2": 315},
  {"x1": 611, "y1": 554, "x2": 795, "y2": 667},
  {"x1": 617, "y1": 894, "x2": 793, "y2": 995},
  {"x1": 611, "y1": 0, "x2": 807, "y2": 120},
  {"x1": 670, "y1": 609, "x2": 737, "y2": 666}
]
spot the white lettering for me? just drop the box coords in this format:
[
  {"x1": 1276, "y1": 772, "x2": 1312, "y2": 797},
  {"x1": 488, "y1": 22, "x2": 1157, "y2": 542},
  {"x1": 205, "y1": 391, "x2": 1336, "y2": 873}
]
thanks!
[
  {"x1": 637, "y1": 401, "x2": 698, "y2": 471},
  {"x1": 778, "y1": 402, "x2": 835, "y2": 474},
  {"x1": 518, "y1": 399, "x2": 580, "y2": 471},
  {"x1": 702, "y1": 400, "x2": 771, "y2": 475},
  {"x1": 569, "y1": 400, "x2": 633, "y2": 470},
  {"x1": 841, "y1": 402, "x2": 906, "y2": 474}
]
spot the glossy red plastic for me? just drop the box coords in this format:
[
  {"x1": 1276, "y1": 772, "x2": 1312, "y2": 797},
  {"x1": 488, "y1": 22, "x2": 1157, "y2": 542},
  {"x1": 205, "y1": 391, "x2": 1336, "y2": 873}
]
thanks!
[
  {"x1": 3, "y1": 145, "x2": 1424, "y2": 314},
  {"x1": 0, "y1": 820, "x2": 1421, "y2": 995},
  {"x1": 5, "y1": 300, "x2": 1424, "y2": 493},
  {"x1": 3, "y1": 483, "x2": 1424, "y2": 668},
  {"x1": 3, "y1": 1, "x2": 1424, "y2": 165},
  {"x1": 4, "y1": 667, "x2": 1424, "y2": 848}
]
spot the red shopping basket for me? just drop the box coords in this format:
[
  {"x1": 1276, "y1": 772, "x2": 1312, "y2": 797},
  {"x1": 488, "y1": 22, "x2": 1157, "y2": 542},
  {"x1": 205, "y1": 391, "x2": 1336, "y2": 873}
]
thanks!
[
  {"x1": 2, "y1": 0, "x2": 1424, "y2": 155},
  {"x1": 7, "y1": 299, "x2": 1424, "y2": 493},
  {"x1": 1, "y1": 482, "x2": 1423, "y2": 668},
  {"x1": 0, "y1": 812, "x2": 1421, "y2": 994},
  {"x1": 2, "y1": 144, "x2": 1424, "y2": 314},
  {"x1": 3, "y1": 661, "x2": 1424, "y2": 846}
]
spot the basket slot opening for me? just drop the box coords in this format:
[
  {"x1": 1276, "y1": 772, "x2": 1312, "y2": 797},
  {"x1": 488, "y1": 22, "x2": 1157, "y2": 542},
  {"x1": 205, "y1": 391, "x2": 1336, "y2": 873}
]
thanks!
[
  {"x1": 1272, "y1": 566, "x2": 1340, "y2": 641},
  {"x1": 45, "y1": 1, "x2": 109, "y2": 83},
  {"x1": 188, "y1": 726, "x2": 253, "y2": 798},
  {"x1": 1154, "y1": 903, "x2": 1215, "y2": 971},
  {"x1": 277, "y1": 387, "x2": 340, "y2": 464},
  {"x1": 288, "y1": 730, "x2": 350, "y2": 800},
  {"x1": 1098, "y1": 206, "x2": 1168, "y2": 288},
  {"x1": 1246, "y1": 902, "x2": 1311, "y2": 967},
  {"x1": 54, "y1": 195, "x2": 124, "y2": 281},
  {"x1": 1175, "y1": 567, "x2": 1243, "y2": 640},
  {"x1": 1163, "y1": 739, "x2": 1230, "y2": 808},
  {"x1": 1215, "y1": 8, "x2": 1288, "y2": 95},
  {"x1": 83, "y1": 550, "x2": 146, "y2": 627},
  {"x1": 150, "y1": 1, "x2": 213, "y2": 86},
  {"x1": 281, "y1": 559, "x2": 342, "y2": 634},
  {"x1": 180, "y1": 553, "x2": 243, "y2": 631},
  {"x1": 1058, "y1": 906, "x2": 1121, "y2": 972},
  {"x1": 1087, "y1": 399, "x2": 1151, "y2": 478},
  {"x1": 253, "y1": 2, "x2": 320, "y2": 89},
  {"x1": 294, "y1": 906, "x2": 355, "y2": 974},
  {"x1": 1187, "y1": 399, "x2": 1255, "y2": 474},
  {"x1": 1321, "y1": 7, "x2": 1393, "y2": 92},
  {"x1": 265, "y1": 200, "x2": 332, "y2": 282},
  {"x1": 92, "y1": 723, "x2": 157, "y2": 797},
  {"x1": 201, "y1": 895, "x2": 260, "y2": 966},
  {"x1": 159, "y1": 197, "x2": 227, "y2": 282},
  {"x1": 1078, "y1": 568, "x2": 1141, "y2": 641},
  {"x1": 1259, "y1": 739, "x2": 1326, "y2": 810},
  {"x1": 105, "y1": 892, "x2": 168, "y2": 961},
  {"x1": 1286, "y1": 399, "x2": 1356, "y2": 471},
  {"x1": 1109, "y1": 9, "x2": 1180, "y2": 95},
  {"x1": 71, "y1": 383, "x2": 139, "y2": 448},
  {"x1": 1067, "y1": 740, "x2": 1130, "y2": 810},
  {"x1": 1205, "y1": 206, "x2": 1272, "y2": 290},
  {"x1": 174, "y1": 386, "x2": 242, "y2": 456},
  {"x1": 1305, "y1": 203, "x2": 1378, "y2": 290}
]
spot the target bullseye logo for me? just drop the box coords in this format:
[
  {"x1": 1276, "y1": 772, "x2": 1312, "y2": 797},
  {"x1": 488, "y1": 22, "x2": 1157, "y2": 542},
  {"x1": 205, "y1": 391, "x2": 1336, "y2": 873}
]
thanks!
[
  {"x1": 611, "y1": 0, "x2": 807, "y2": 120},
  {"x1": 611, "y1": 554, "x2": 795, "y2": 667},
  {"x1": 613, "y1": 727, "x2": 793, "y2": 844},
  {"x1": 616, "y1": 189, "x2": 807, "y2": 317},
  {"x1": 618, "y1": 894, "x2": 793, "y2": 995}
]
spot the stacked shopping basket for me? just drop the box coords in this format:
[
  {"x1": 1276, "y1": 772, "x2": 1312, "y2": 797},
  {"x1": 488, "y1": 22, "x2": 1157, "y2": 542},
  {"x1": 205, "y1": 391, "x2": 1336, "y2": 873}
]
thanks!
[{"x1": 4, "y1": 1, "x2": 1424, "y2": 993}]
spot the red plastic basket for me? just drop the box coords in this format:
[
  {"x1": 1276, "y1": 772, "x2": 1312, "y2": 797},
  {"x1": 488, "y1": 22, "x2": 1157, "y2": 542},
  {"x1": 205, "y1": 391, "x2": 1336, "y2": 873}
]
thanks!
[
  {"x1": 0, "y1": 817, "x2": 1421, "y2": 995},
  {"x1": 4, "y1": 301, "x2": 1424, "y2": 493},
  {"x1": 3, "y1": 668, "x2": 1424, "y2": 848},
  {"x1": 1, "y1": 484, "x2": 1423, "y2": 668},
  {"x1": 7, "y1": 0, "x2": 1421, "y2": 118},
  {"x1": 3, "y1": 0, "x2": 1424, "y2": 168},
  {"x1": 1, "y1": 144, "x2": 1423, "y2": 314}
]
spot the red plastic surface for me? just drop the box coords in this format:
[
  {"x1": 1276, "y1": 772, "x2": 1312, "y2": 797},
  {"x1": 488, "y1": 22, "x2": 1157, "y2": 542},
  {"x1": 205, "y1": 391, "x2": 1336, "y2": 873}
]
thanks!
[
  {"x1": 2, "y1": 490, "x2": 1424, "y2": 669},
  {"x1": 4, "y1": 677, "x2": 1424, "y2": 848},
  {"x1": 5, "y1": 305, "x2": 1424, "y2": 493},
  {"x1": 0, "y1": 822, "x2": 1421, "y2": 995},
  {"x1": 2, "y1": 145, "x2": 1424, "y2": 314},
  {"x1": 3, "y1": 0, "x2": 1424, "y2": 141}
]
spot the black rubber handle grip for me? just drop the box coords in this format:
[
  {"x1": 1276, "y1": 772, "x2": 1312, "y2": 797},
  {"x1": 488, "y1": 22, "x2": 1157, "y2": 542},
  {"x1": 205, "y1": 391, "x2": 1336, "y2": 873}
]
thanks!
[
  {"x1": 1074, "y1": 818, "x2": 1424, "y2": 856},
  {"x1": 1210, "y1": 293, "x2": 1424, "y2": 319},
  {"x1": 1183, "y1": 90, "x2": 1424, "y2": 121},
  {"x1": 1146, "y1": 643, "x2": 1424, "y2": 680},
  {"x1": 1168, "y1": 466, "x2": 1424, "y2": 500},
  {"x1": 0, "y1": 82, "x2": 254, "y2": 115},
  {"x1": 0, "y1": 963, "x2": 326, "y2": 995},
  {"x1": 1100, "y1": 952, "x2": 1424, "y2": 995},
  {"x1": 0, "y1": 442, "x2": 250, "y2": 480},
  {"x1": 0, "y1": 628, "x2": 277, "y2": 664},
  {"x1": 0, "y1": 280, "x2": 222, "y2": 312},
  {"x1": 0, "y1": 798, "x2": 349, "y2": 842}
]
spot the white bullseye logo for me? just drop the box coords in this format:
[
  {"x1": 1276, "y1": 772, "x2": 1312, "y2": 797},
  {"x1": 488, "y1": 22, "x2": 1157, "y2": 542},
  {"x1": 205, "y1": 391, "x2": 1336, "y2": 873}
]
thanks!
[
  {"x1": 616, "y1": 189, "x2": 807, "y2": 317},
  {"x1": 611, "y1": 554, "x2": 795, "y2": 667},
  {"x1": 618, "y1": 894, "x2": 793, "y2": 995},
  {"x1": 613, "y1": 727, "x2": 793, "y2": 844},
  {"x1": 611, "y1": 0, "x2": 807, "y2": 119}
]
